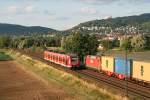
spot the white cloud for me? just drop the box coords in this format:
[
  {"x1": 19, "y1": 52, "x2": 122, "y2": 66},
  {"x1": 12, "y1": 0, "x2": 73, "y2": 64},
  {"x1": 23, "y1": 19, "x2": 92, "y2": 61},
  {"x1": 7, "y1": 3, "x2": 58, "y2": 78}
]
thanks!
[
  {"x1": 78, "y1": 0, "x2": 150, "y2": 5},
  {"x1": 80, "y1": 0, "x2": 99, "y2": 4},
  {"x1": 80, "y1": 7, "x2": 97, "y2": 15},
  {"x1": 24, "y1": 5, "x2": 35, "y2": 13},
  {"x1": 78, "y1": 0, "x2": 119, "y2": 4},
  {"x1": 6, "y1": 5, "x2": 39, "y2": 15},
  {"x1": 7, "y1": 6, "x2": 18, "y2": 13}
]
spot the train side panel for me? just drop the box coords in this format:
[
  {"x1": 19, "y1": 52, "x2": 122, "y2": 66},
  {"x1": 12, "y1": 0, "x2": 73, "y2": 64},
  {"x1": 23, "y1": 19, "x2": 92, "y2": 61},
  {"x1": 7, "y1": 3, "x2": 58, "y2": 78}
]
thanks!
[
  {"x1": 114, "y1": 58, "x2": 132, "y2": 79},
  {"x1": 101, "y1": 56, "x2": 114, "y2": 76},
  {"x1": 44, "y1": 51, "x2": 80, "y2": 68},
  {"x1": 133, "y1": 61, "x2": 150, "y2": 82},
  {"x1": 44, "y1": 51, "x2": 49, "y2": 60},
  {"x1": 85, "y1": 55, "x2": 101, "y2": 70}
]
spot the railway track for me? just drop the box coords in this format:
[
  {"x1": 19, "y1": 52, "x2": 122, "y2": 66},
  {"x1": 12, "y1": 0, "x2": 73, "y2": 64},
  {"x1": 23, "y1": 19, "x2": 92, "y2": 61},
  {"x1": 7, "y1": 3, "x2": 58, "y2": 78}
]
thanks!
[
  {"x1": 16, "y1": 50, "x2": 150, "y2": 99},
  {"x1": 78, "y1": 70, "x2": 150, "y2": 99}
]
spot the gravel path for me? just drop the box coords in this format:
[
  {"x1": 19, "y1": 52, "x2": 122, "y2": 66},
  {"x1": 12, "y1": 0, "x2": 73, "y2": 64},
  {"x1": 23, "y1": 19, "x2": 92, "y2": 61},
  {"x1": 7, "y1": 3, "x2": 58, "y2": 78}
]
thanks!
[{"x1": 0, "y1": 61, "x2": 71, "y2": 100}]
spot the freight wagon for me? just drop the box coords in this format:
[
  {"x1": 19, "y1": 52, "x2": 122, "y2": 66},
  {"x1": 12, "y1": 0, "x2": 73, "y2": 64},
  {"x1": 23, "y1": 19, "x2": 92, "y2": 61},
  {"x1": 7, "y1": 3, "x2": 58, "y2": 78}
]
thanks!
[
  {"x1": 44, "y1": 51, "x2": 80, "y2": 68},
  {"x1": 101, "y1": 56, "x2": 115, "y2": 76},
  {"x1": 85, "y1": 55, "x2": 101, "y2": 70},
  {"x1": 114, "y1": 58, "x2": 132, "y2": 79},
  {"x1": 133, "y1": 60, "x2": 150, "y2": 83}
]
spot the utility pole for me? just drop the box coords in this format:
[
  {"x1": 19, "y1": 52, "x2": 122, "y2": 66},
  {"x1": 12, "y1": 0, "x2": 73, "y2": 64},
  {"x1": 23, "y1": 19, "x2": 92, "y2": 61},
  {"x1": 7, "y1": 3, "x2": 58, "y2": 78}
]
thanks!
[{"x1": 125, "y1": 31, "x2": 128, "y2": 97}]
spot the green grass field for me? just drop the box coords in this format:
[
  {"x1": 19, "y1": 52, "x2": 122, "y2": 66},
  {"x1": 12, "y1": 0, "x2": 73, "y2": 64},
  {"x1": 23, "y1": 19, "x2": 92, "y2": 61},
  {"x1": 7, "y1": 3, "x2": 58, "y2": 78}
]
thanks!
[
  {"x1": 6, "y1": 50, "x2": 124, "y2": 100},
  {"x1": 0, "y1": 52, "x2": 12, "y2": 61}
]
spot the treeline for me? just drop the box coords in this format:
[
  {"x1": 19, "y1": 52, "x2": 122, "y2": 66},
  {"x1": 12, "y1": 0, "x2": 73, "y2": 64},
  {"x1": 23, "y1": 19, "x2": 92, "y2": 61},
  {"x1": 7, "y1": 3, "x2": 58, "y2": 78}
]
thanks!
[
  {"x1": 0, "y1": 35, "x2": 62, "y2": 49},
  {"x1": 0, "y1": 33, "x2": 99, "y2": 62},
  {"x1": 0, "y1": 23, "x2": 58, "y2": 36},
  {"x1": 0, "y1": 32, "x2": 149, "y2": 62}
]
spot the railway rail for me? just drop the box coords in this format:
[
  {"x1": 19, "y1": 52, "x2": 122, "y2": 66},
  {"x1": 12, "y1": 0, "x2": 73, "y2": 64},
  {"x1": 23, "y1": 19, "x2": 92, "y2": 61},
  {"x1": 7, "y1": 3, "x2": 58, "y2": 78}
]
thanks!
[{"x1": 16, "y1": 50, "x2": 150, "y2": 99}]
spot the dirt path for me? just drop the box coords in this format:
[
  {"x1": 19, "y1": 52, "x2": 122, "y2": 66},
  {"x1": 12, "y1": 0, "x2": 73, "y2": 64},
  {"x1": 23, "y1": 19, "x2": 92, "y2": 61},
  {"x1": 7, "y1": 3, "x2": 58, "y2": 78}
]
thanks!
[{"x1": 0, "y1": 61, "x2": 71, "y2": 100}]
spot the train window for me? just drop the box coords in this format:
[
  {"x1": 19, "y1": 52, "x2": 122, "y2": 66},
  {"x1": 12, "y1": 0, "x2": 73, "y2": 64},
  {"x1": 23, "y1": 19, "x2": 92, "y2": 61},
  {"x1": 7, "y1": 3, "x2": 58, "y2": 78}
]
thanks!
[
  {"x1": 56, "y1": 56, "x2": 58, "y2": 61},
  {"x1": 55, "y1": 56, "x2": 57, "y2": 60},
  {"x1": 64, "y1": 59, "x2": 67, "y2": 64},
  {"x1": 106, "y1": 60, "x2": 108, "y2": 68},
  {"x1": 61, "y1": 57, "x2": 62, "y2": 62},
  {"x1": 71, "y1": 57, "x2": 78, "y2": 64},
  {"x1": 63, "y1": 58, "x2": 66, "y2": 64},
  {"x1": 140, "y1": 65, "x2": 144, "y2": 76},
  {"x1": 62, "y1": 58, "x2": 64, "y2": 63},
  {"x1": 48, "y1": 54, "x2": 50, "y2": 59},
  {"x1": 49, "y1": 54, "x2": 50, "y2": 58},
  {"x1": 90, "y1": 56, "x2": 96, "y2": 59},
  {"x1": 53, "y1": 55, "x2": 55, "y2": 59},
  {"x1": 50, "y1": 54, "x2": 52, "y2": 59},
  {"x1": 59, "y1": 57, "x2": 61, "y2": 61},
  {"x1": 53, "y1": 55, "x2": 55, "y2": 60}
]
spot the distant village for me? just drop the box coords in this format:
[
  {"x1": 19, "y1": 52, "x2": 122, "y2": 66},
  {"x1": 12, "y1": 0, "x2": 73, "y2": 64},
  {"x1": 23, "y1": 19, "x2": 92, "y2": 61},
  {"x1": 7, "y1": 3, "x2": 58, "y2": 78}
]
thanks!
[{"x1": 69, "y1": 25, "x2": 150, "y2": 50}]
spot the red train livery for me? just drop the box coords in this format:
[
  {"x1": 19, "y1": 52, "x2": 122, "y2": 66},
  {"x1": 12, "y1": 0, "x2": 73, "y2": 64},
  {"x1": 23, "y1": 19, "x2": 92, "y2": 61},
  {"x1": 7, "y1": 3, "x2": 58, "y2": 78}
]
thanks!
[
  {"x1": 85, "y1": 55, "x2": 101, "y2": 70},
  {"x1": 44, "y1": 51, "x2": 80, "y2": 68}
]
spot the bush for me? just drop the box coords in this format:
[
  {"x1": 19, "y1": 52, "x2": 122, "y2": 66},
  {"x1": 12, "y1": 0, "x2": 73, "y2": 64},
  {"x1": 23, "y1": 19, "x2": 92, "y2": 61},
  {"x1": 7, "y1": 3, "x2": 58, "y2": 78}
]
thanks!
[{"x1": 131, "y1": 35, "x2": 146, "y2": 51}]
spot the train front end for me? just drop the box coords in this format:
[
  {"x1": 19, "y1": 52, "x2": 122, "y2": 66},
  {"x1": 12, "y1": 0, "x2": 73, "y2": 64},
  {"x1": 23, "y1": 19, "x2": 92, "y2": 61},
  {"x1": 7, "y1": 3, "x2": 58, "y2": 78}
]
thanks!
[{"x1": 70, "y1": 55, "x2": 80, "y2": 68}]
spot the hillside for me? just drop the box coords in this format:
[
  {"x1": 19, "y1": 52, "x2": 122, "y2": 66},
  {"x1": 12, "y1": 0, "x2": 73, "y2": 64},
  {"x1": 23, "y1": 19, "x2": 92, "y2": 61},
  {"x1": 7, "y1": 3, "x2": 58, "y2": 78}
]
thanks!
[
  {"x1": 0, "y1": 23, "x2": 58, "y2": 36},
  {"x1": 1, "y1": 13, "x2": 150, "y2": 36},
  {"x1": 67, "y1": 13, "x2": 150, "y2": 34}
]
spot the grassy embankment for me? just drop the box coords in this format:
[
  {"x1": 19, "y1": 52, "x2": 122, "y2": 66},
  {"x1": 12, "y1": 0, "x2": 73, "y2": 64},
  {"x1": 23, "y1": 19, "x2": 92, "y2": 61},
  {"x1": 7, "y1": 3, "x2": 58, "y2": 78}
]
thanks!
[
  {"x1": 0, "y1": 51, "x2": 12, "y2": 61},
  {"x1": 5, "y1": 49, "x2": 127, "y2": 100}
]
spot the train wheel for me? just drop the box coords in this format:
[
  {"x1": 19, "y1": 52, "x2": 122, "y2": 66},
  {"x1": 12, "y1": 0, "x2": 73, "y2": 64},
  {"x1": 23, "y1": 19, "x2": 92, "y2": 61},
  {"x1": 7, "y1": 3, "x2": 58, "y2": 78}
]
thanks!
[
  {"x1": 118, "y1": 74, "x2": 125, "y2": 80},
  {"x1": 107, "y1": 72, "x2": 112, "y2": 76}
]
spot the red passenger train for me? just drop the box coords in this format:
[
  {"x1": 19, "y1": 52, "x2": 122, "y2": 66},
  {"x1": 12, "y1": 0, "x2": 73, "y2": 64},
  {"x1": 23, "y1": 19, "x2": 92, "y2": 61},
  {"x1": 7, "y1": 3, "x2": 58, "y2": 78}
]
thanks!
[{"x1": 44, "y1": 51, "x2": 80, "y2": 68}]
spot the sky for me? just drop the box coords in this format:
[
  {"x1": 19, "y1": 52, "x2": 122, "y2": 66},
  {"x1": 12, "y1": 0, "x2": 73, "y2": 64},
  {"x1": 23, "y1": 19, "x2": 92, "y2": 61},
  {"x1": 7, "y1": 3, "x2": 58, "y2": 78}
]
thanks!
[{"x1": 0, "y1": 0, "x2": 150, "y2": 30}]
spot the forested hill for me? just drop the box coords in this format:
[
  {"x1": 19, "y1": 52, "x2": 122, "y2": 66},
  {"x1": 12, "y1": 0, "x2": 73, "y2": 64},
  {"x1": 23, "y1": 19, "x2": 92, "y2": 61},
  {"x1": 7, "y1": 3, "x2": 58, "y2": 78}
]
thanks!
[
  {"x1": 68, "y1": 13, "x2": 150, "y2": 34},
  {"x1": 1, "y1": 13, "x2": 150, "y2": 36},
  {"x1": 0, "y1": 23, "x2": 58, "y2": 36}
]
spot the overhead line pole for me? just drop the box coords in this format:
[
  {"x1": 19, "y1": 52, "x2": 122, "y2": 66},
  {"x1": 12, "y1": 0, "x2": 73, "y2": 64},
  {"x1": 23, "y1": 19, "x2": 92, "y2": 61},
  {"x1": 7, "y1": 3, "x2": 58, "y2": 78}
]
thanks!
[{"x1": 125, "y1": 31, "x2": 128, "y2": 97}]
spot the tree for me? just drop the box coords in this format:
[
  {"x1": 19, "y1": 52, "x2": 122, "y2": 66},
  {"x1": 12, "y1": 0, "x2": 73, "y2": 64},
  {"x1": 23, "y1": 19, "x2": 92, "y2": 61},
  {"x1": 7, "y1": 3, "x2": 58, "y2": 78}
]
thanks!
[
  {"x1": 120, "y1": 38, "x2": 131, "y2": 51},
  {"x1": 131, "y1": 35, "x2": 146, "y2": 51},
  {"x1": 112, "y1": 39, "x2": 120, "y2": 47},
  {"x1": 145, "y1": 35, "x2": 150, "y2": 49},
  {"x1": 0, "y1": 36, "x2": 11, "y2": 48},
  {"x1": 141, "y1": 22, "x2": 150, "y2": 32},
  {"x1": 0, "y1": 37, "x2": 4, "y2": 48},
  {"x1": 101, "y1": 40, "x2": 112, "y2": 51},
  {"x1": 64, "y1": 32, "x2": 99, "y2": 62},
  {"x1": 18, "y1": 39, "x2": 28, "y2": 49},
  {"x1": 61, "y1": 37, "x2": 66, "y2": 49}
]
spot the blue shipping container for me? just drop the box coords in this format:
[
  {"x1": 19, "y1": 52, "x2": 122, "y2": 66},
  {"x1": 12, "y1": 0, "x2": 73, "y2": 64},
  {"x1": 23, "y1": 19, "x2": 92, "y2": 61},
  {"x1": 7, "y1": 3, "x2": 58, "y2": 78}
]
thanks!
[{"x1": 115, "y1": 58, "x2": 132, "y2": 77}]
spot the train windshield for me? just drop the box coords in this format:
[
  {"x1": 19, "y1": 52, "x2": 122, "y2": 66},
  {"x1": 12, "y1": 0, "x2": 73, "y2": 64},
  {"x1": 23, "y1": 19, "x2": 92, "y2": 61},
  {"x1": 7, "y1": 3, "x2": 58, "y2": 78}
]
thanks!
[{"x1": 71, "y1": 56, "x2": 79, "y2": 64}]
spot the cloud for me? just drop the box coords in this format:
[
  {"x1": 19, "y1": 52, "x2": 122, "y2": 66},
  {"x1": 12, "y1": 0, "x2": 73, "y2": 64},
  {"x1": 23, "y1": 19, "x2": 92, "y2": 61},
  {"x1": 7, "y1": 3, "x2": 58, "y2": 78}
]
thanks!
[
  {"x1": 6, "y1": 5, "x2": 56, "y2": 16},
  {"x1": 78, "y1": 0, "x2": 150, "y2": 5},
  {"x1": 43, "y1": 10, "x2": 55, "y2": 15},
  {"x1": 80, "y1": 7, "x2": 97, "y2": 15},
  {"x1": 7, "y1": 5, "x2": 36, "y2": 14},
  {"x1": 24, "y1": 5, "x2": 35, "y2": 13},
  {"x1": 78, "y1": 0, "x2": 118, "y2": 5},
  {"x1": 79, "y1": 0, "x2": 99, "y2": 4},
  {"x1": 7, "y1": 5, "x2": 18, "y2": 13},
  {"x1": 56, "y1": 16, "x2": 70, "y2": 21},
  {"x1": 46, "y1": 16, "x2": 70, "y2": 21}
]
